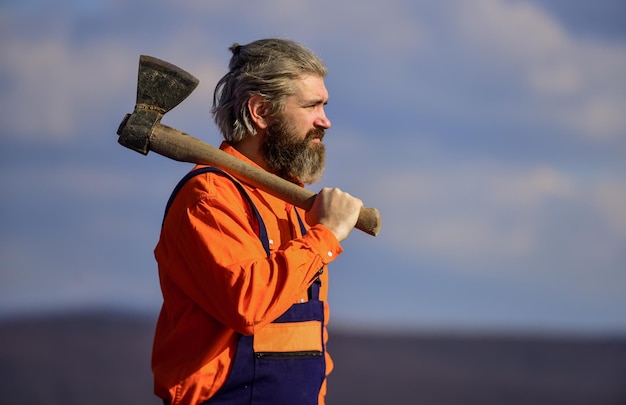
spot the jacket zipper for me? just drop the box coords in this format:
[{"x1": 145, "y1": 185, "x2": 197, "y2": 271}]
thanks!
[{"x1": 255, "y1": 351, "x2": 323, "y2": 360}]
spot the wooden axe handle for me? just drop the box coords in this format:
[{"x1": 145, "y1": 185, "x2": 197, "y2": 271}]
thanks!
[{"x1": 149, "y1": 123, "x2": 381, "y2": 236}]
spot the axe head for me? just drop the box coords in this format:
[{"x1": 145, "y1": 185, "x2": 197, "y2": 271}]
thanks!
[{"x1": 117, "y1": 55, "x2": 200, "y2": 155}]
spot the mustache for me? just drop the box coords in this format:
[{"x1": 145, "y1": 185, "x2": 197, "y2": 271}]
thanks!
[{"x1": 305, "y1": 128, "x2": 325, "y2": 142}]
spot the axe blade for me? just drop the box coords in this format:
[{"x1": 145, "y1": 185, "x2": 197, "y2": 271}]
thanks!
[
  {"x1": 117, "y1": 55, "x2": 200, "y2": 155},
  {"x1": 136, "y1": 55, "x2": 200, "y2": 113}
]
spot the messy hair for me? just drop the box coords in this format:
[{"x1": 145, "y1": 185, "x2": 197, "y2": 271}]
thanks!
[{"x1": 212, "y1": 38, "x2": 327, "y2": 143}]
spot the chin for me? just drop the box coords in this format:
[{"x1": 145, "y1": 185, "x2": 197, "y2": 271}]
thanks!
[{"x1": 299, "y1": 169, "x2": 325, "y2": 185}]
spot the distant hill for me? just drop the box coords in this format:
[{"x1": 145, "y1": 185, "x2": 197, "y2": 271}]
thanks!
[{"x1": 1, "y1": 312, "x2": 625, "y2": 404}]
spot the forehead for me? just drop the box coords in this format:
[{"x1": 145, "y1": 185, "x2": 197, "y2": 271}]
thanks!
[{"x1": 292, "y1": 75, "x2": 329, "y2": 102}]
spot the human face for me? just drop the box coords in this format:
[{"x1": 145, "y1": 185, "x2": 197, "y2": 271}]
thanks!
[
  {"x1": 281, "y1": 75, "x2": 331, "y2": 138},
  {"x1": 262, "y1": 75, "x2": 331, "y2": 184}
]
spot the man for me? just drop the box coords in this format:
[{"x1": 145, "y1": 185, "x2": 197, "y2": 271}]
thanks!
[{"x1": 152, "y1": 38, "x2": 362, "y2": 404}]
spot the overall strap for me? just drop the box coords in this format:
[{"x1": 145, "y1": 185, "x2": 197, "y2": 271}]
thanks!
[
  {"x1": 162, "y1": 167, "x2": 271, "y2": 257},
  {"x1": 294, "y1": 209, "x2": 321, "y2": 301},
  {"x1": 295, "y1": 209, "x2": 307, "y2": 237}
]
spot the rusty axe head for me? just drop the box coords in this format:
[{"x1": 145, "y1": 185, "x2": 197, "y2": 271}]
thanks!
[{"x1": 117, "y1": 55, "x2": 199, "y2": 155}]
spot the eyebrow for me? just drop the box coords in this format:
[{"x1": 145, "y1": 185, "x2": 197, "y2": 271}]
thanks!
[{"x1": 299, "y1": 97, "x2": 328, "y2": 107}]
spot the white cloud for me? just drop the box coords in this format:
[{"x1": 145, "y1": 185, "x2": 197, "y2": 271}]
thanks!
[
  {"x1": 0, "y1": 34, "x2": 136, "y2": 140},
  {"x1": 593, "y1": 180, "x2": 626, "y2": 238},
  {"x1": 452, "y1": 0, "x2": 626, "y2": 140},
  {"x1": 373, "y1": 167, "x2": 537, "y2": 265},
  {"x1": 327, "y1": 123, "x2": 622, "y2": 279},
  {"x1": 348, "y1": 134, "x2": 625, "y2": 275},
  {"x1": 0, "y1": 12, "x2": 225, "y2": 142},
  {"x1": 2, "y1": 0, "x2": 625, "y2": 144},
  {"x1": 565, "y1": 96, "x2": 626, "y2": 140},
  {"x1": 488, "y1": 165, "x2": 576, "y2": 207},
  {"x1": 455, "y1": 0, "x2": 568, "y2": 63},
  {"x1": 528, "y1": 63, "x2": 582, "y2": 96}
]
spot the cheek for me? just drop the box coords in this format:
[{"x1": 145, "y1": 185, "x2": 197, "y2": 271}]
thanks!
[
  {"x1": 282, "y1": 108, "x2": 316, "y2": 137},
  {"x1": 295, "y1": 114, "x2": 317, "y2": 133},
  {"x1": 285, "y1": 118, "x2": 310, "y2": 138}
]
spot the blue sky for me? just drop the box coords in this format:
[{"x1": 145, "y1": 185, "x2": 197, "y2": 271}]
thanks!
[{"x1": 1, "y1": 0, "x2": 625, "y2": 335}]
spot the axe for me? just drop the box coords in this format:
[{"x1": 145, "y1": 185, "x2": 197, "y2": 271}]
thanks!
[{"x1": 117, "y1": 55, "x2": 381, "y2": 236}]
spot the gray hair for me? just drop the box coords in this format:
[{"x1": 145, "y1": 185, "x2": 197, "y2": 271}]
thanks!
[{"x1": 212, "y1": 38, "x2": 328, "y2": 143}]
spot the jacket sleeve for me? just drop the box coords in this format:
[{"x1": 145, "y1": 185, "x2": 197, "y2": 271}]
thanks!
[{"x1": 157, "y1": 172, "x2": 342, "y2": 335}]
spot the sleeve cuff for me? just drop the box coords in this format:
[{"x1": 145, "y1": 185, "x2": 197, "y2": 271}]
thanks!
[{"x1": 303, "y1": 224, "x2": 344, "y2": 265}]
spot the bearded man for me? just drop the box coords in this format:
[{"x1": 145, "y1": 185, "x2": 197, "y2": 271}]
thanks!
[{"x1": 151, "y1": 38, "x2": 362, "y2": 405}]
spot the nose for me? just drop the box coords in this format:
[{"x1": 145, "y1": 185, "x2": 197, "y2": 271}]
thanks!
[{"x1": 315, "y1": 109, "x2": 331, "y2": 130}]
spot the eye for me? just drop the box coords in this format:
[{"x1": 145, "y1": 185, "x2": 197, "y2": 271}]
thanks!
[{"x1": 308, "y1": 101, "x2": 326, "y2": 109}]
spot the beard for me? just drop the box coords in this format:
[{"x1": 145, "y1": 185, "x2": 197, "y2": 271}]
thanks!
[{"x1": 262, "y1": 116, "x2": 326, "y2": 184}]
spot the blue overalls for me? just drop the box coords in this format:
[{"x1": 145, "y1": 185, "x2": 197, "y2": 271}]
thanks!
[{"x1": 165, "y1": 167, "x2": 326, "y2": 405}]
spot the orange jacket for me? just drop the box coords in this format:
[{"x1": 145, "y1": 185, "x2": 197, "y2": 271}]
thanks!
[{"x1": 152, "y1": 142, "x2": 342, "y2": 404}]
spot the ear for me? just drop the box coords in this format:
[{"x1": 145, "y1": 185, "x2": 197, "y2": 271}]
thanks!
[{"x1": 248, "y1": 95, "x2": 270, "y2": 130}]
